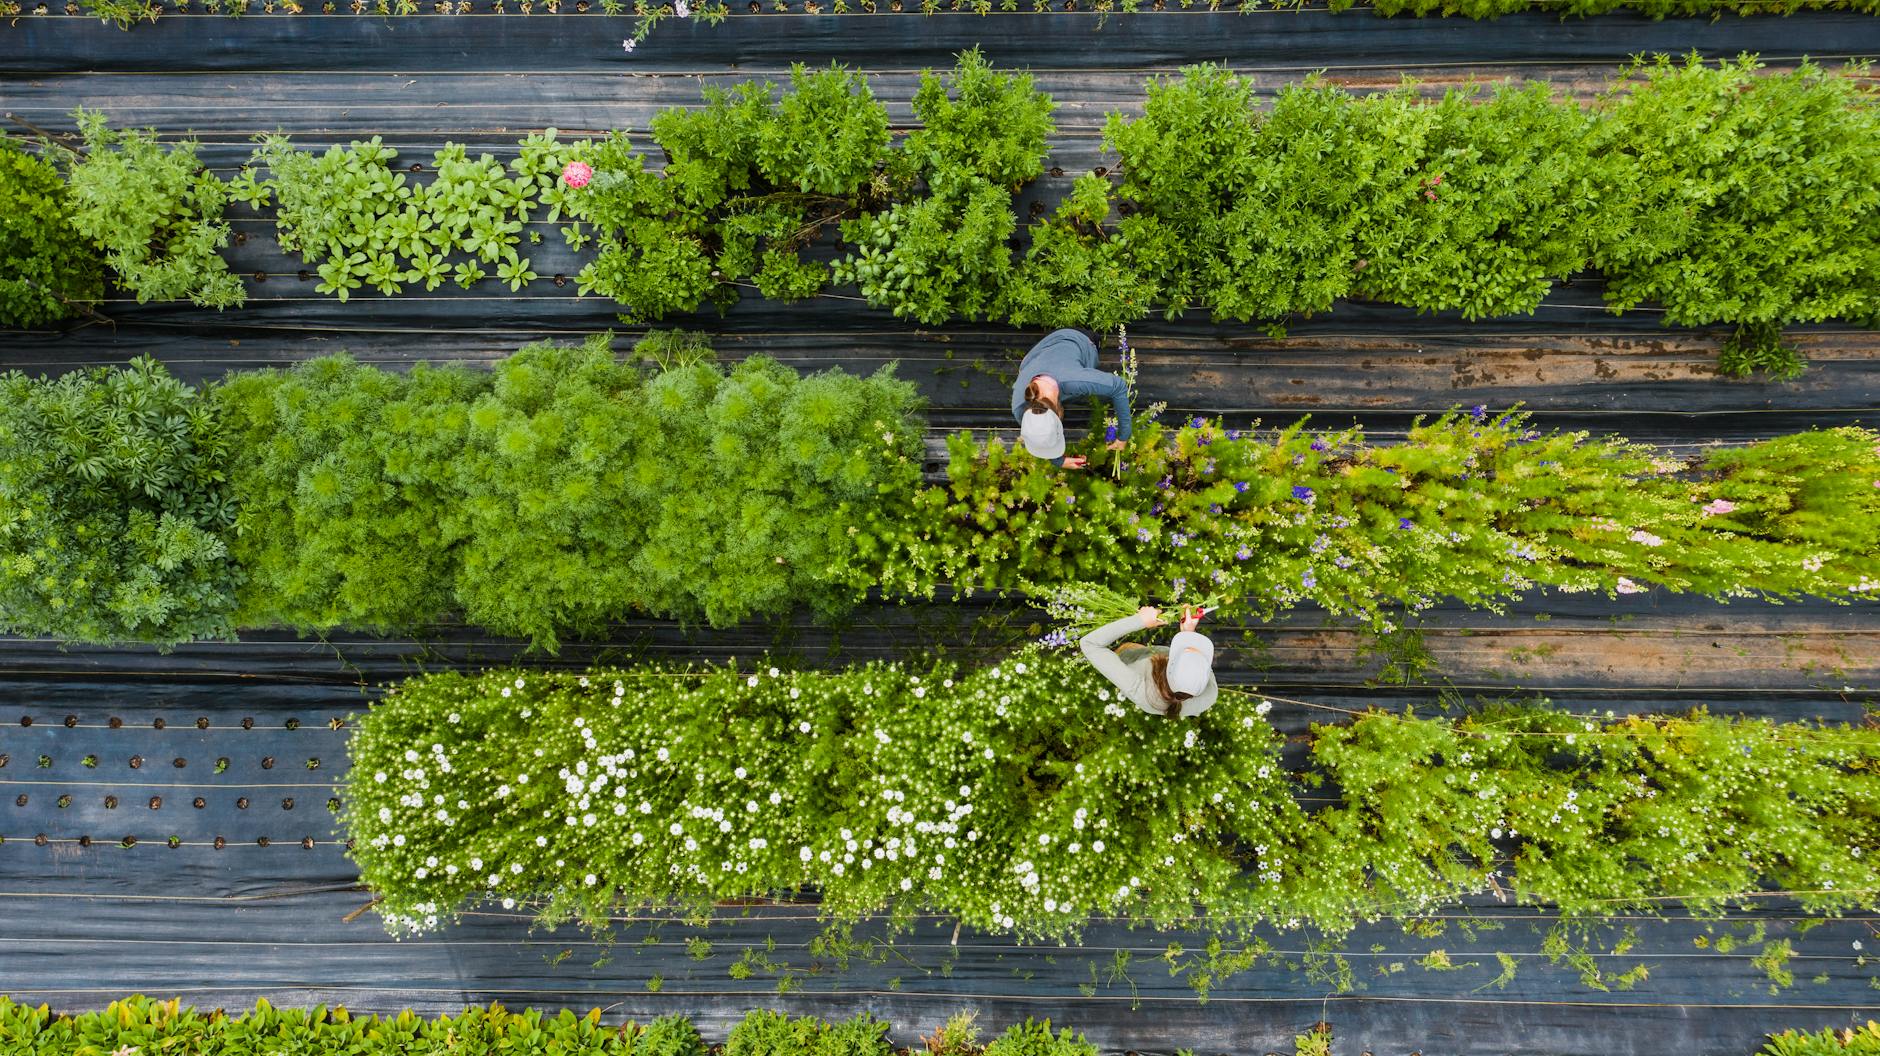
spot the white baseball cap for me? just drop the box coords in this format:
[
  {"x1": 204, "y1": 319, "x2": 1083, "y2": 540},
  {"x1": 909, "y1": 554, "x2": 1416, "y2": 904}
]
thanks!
[
  {"x1": 1166, "y1": 631, "x2": 1214, "y2": 696},
  {"x1": 1020, "y1": 407, "x2": 1065, "y2": 461}
]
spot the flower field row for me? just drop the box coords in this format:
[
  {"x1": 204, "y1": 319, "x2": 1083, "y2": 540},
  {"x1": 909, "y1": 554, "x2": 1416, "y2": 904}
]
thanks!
[
  {"x1": 2, "y1": 348, "x2": 1875, "y2": 648},
  {"x1": 347, "y1": 654, "x2": 1880, "y2": 938},
  {"x1": 8, "y1": 54, "x2": 1876, "y2": 376},
  {"x1": 0, "y1": 997, "x2": 1099, "y2": 1056}
]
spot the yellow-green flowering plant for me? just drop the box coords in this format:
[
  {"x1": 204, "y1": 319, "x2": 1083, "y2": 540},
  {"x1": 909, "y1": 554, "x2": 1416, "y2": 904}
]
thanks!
[{"x1": 854, "y1": 411, "x2": 1880, "y2": 633}]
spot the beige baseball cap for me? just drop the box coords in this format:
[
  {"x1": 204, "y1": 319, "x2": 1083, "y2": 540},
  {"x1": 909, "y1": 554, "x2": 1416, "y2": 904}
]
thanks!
[
  {"x1": 1020, "y1": 407, "x2": 1066, "y2": 461},
  {"x1": 1166, "y1": 631, "x2": 1214, "y2": 696}
]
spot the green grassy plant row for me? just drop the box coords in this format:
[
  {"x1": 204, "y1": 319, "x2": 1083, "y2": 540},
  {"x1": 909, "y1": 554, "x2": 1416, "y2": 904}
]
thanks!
[
  {"x1": 347, "y1": 654, "x2": 1879, "y2": 938},
  {"x1": 0, "y1": 998, "x2": 1099, "y2": 1056},
  {"x1": 2, "y1": 346, "x2": 1875, "y2": 648},
  {"x1": 11, "y1": 54, "x2": 1876, "y2": 377},
  {"x1": 2, "y1": 998, "x2": 1870, "y2": 1056}
]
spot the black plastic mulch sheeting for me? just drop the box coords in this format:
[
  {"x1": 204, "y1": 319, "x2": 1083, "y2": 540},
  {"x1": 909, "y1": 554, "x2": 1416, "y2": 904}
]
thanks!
[
  {"x1": 0, "y1": 621, "x2": 1876, "y2": 1055},
  {"x1": 3, "y1": 10, "x2": 1880, "y2": 1051},
  {"x1": 6, "y1": 7, "x2": 1880, "y2": 73}
]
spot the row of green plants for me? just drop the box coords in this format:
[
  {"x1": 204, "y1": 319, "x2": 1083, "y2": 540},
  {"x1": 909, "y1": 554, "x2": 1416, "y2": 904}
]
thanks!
[
  {"x1": 2, "y1": 346, "x2": 1876, "y2": 648},
  {"x1": 3, "y1": 998, "x2": 1871, "y2": 1056},
  {"x1": 9, "y1": 54, "x2": 1876, "y2": 376},
  {"x1": 0, "y1": 335, "x2": 923, "y2": 649},
  {"x1": 347, "y1": 654, "x2": 1880, "y2": 939},
  {"x1": 0, "y1": 998, "x2": 1099, "y2": 1056}
]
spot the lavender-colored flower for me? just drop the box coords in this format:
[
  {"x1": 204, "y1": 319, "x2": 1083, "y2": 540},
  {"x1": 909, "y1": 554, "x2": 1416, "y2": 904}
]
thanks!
[
  {"x1": 1236, "y1": 547, "x2": 1252, "y2": 561},
  {"x1": 1039, "y1": 628, "x2": 1072, "y2": 648},
  {"x1": 1151, "y1": 503, "x2": 1164, "y2": 515},
  {"x1": 1198, "y1": 434, "x2": 1212, "y2": 446},
  {"x1": 1171, "y1": 533, "x2": 1188, "y2": 548},
  {"x1": 1137, "y1": 527, "x2": 1153, "y2": 543},
  {"x1": 1233, "y1": 481, "x2": 1249, "y2": 494},
  {"x1": 1330, "y1": 515, "x2": 1350, "y2": 528},
  {"x1": 1209, "y1": 503, "x2": 1222, "y2": 514},
  {"x1": 1334, "y1": 555, "x2": 1353, "y2": 569},
  {"x1": 1171, "y1": 577, "x2": 1186, "y2": 599},
  {"x1": 1291, "y1": 485, "x2": 1315, "y2": 503},
  {"x1": 1310, "y1": 440, "x2": 1327, "y2": 452},
  {"x1": 1203, "y1": 460, "x2": 1215, "y2": 475},
  {"x1": 1190, "y1": 416, "x2": 1206, "y2": 428},
  {"x1": 1227, "y1": 430, "x2": 1241, "y2": 441},
  {"x1": 1158, "y1": 476, "x2": 1172, "y2": 490},
  {"x1": 1301, "y1": 570, "x2": 1317, "y2": 589},
  {"x1": 1470, "y1": 404, "x2": 1488, "y2": 422},
  {"x1": 1399, "y1": 518, "x2": 1414, "y2": 530},
  {"x1": 1105, "y1": 423, "x2": 1118, "y2": 443}
]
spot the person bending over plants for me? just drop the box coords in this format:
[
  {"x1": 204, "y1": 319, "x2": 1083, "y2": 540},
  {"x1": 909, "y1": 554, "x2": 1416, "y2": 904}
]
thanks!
[
  {"x1": 1013, "y1": 328, "x2": 1132, "y2": 469},
  {"x1": 1079, "y1": 604, "x2": 1217, "y2": 719}
]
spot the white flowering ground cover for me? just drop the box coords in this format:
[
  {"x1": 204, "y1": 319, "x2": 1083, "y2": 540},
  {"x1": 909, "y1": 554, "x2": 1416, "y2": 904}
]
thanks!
[{"x1": 348, "y1": 653, "x2": 1879, "y2": 941}]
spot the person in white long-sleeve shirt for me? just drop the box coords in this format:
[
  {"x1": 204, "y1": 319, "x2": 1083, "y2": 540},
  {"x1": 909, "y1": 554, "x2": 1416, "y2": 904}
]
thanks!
[{"x1": 1079, "y1": 605, "x2": 1218, "y2": 719}]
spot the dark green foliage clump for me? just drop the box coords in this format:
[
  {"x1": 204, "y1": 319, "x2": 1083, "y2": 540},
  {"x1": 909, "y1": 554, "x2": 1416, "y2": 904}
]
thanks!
[
  {"x1": 574, "y1": 63, "x2": 892, "y2": 318},
  {"x1": 0, "y1": 357, "x2": 240, "y2": 646},
  {"x1": 837, "y1": 47, "x2": 1058, "y2": 324},
  {"x1": 0, "y1": 135, "x2": 102, "y2": 328},
  {"x1": 1593, "y1": 55, "x2": 1880, "y2": 375}
]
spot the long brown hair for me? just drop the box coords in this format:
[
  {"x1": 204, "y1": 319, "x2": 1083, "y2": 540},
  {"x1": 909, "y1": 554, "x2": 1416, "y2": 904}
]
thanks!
[
  {"x1": 1148, "y1": 653, "x2": 1193, "y2": 721},
  {"x1": 1022, "y1": 379, "x2": 1063, "y2": 421}
]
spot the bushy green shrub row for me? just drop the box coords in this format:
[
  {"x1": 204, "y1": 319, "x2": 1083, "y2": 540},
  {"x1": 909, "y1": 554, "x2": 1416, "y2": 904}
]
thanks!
[
  {"x1": 214, "y1": 332, "x2": 923, "y2": 648},
  {"x1": 347, "y1": 653, "x2": 1880, "y2": 938},
  {"x1": 852, "y1": 411, "x2": 1880, "y2": 633},
  {"x1": 0, "y1": 137, "x2": 101, "y2": 329},
  {"x1": 17, "y1": 57, "x2": 1876, "y2": 375},
  {"x1": 2, "y1": 353, "x2": 1876, "y2": 647},
  {"x1": 0, "y1": 997, "x2": 1096, "y2": 1056}
]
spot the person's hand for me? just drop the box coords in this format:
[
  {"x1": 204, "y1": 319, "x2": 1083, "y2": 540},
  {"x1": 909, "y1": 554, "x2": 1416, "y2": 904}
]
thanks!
[
  {"x1": 1105, "y1": 439, "x2": 1127, "y2": 451},
  {"x1": 1060, "y1": 455, "x2": 1088, "y2": 469},
  {"x1": 1137, "y1": 606, "x2": 1165, "y2": 628},
  {"x1": 1180, "y1": 606, "x2": 1205, "y2": 633}
]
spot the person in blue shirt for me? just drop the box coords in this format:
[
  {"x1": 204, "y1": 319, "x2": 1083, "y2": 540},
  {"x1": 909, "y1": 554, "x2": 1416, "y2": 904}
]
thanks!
[{"x1": 1011, "y1": 329, "x2": 1133, "y2": 469}]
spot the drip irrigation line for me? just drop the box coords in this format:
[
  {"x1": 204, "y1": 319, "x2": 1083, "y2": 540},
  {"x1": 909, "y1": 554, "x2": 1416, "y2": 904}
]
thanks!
[{"x1": 0, "y1": 779, "x2": 341, "y2": 789}]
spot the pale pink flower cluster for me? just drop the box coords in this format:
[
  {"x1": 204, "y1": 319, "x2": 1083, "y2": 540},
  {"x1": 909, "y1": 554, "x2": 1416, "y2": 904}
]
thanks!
[
  {"x1": 1700, "y1": 498, "x2": 1736, "y2": 517},
  {"x1": 561, "y1": 161, "x2": 593, "y2": 188},
  {"x1": 1629, "y1": 530, "x2": 1664, "y2": 548},
  {"x1": 1616, "y1": 577, "x2": 1646, "y2": 595}
]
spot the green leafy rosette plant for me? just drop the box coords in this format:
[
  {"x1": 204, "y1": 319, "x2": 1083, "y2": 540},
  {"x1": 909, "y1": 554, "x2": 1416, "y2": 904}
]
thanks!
[
  {"x1": 0, "y1": 135, "x2": 103, "y2": 328},
  {"x1": 0, "y1": 357, "x2": 240, "y2": 646},
  {"x1": 58, "y1": 108, "x2": 244, "y2": 309}
]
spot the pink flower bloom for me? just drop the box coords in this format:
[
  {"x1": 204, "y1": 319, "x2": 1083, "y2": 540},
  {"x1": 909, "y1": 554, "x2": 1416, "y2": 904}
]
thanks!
[
  {"x1": 1629, "y1": 530, "x2": 1664, "y2": 548},
  {"x1": 1616, "y1": 577, "x2": 1646, "y2": 595},
  {"x1": 561, "y1": 161, "x2": 593, "y2": 189},
  {"x1": 1701, "y1": 498, "x2": 1736, "y2": 517}
]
